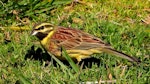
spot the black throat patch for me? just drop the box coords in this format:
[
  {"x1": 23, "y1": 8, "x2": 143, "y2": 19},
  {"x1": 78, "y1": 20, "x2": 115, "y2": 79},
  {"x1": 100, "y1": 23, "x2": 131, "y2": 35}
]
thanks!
[{"x1": 36, "y1": 32, "x2": 48, "y2": 40}]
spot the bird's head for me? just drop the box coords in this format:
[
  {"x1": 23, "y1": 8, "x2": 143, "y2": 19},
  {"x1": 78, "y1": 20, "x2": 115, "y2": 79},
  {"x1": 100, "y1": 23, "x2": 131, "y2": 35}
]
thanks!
[{"x1": 31, "y1": 23, "x2": 55, "y2": 40}]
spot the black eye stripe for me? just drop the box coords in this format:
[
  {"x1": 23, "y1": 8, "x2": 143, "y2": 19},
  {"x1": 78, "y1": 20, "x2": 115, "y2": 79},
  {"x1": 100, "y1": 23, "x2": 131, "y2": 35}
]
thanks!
[
  {"x1": 35, "y1": 26, "x2": 44, "y2": 30},
  {"x1": 40, "y1": 26, "x2": 44, "y2": 29}
]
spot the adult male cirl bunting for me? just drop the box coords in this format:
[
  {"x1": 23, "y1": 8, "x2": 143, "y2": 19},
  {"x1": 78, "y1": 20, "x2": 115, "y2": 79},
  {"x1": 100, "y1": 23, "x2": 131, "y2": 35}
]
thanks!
[{"x1": 31, "y1": 22, "x2": 140, "y2": 63}]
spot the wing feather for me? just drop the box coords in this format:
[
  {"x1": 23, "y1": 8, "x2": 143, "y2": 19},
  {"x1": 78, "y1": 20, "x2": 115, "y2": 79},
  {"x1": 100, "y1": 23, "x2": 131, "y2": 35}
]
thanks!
[{"x1": 50, "y1": 27, "x2": 111, "y2": 50}]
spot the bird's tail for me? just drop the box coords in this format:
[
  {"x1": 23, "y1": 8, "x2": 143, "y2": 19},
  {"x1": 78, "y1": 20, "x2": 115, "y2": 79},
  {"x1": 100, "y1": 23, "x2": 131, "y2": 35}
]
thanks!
[{"x1": 102, "y1": 48, "x2": 141, "y2": 64}]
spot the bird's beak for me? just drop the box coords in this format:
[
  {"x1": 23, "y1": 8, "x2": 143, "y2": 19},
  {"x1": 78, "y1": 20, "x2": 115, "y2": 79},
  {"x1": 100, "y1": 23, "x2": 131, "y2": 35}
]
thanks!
[{"x1": 30, "y1": 30, "x2": 38, "y2": 36}]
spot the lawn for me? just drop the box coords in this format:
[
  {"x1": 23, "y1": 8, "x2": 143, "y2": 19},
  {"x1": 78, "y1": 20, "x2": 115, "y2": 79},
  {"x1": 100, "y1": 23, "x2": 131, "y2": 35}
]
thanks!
[{"x1": 0, "y1": 0, "x2": 150, "y2": 83}]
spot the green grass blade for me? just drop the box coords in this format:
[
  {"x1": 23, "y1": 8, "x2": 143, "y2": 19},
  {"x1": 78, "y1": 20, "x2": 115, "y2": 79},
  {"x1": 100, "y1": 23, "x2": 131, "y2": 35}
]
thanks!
[
  {"x1": 61, "y1": 47, "x2": 80, "y2": 73},
  {"x1": 48, "y1": 52, "x2": 74, "y2": 78},
  {"x1": 47, "y1": 52, "x2": 68, "y2": 70},
  {"x1": 13, "y1": 69, "x2": 32, "y2": 84}
]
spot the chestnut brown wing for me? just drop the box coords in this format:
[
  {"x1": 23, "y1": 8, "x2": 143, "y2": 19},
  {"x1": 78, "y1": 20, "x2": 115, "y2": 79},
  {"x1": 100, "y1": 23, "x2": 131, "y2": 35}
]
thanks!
[{"x1": 51, "y1": 26, "x2": 111, "y2": 50}]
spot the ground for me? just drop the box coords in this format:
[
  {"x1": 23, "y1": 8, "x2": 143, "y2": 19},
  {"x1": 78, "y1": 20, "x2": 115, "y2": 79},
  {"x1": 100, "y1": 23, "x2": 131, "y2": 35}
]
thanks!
[{"x1": 0, "y1": 0, "x2": 150, "y2": 83}]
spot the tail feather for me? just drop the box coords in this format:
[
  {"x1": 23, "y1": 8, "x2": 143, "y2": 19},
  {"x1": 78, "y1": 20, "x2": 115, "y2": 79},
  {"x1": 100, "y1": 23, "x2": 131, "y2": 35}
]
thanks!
[{"x1": 102, "y1": 48, "x2": 141, "y2": 63}]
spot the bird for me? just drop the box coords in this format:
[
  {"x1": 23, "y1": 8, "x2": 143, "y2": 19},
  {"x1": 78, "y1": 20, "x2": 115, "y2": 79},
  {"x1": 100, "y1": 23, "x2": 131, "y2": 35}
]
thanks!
[{"x1": 31, "y1": 22, "x2": 141, "y2": 64}]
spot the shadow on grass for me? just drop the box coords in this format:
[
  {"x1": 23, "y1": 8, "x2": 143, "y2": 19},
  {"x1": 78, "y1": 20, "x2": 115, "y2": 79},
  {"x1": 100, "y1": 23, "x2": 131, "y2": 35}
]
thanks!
[{"x1": 25, "y1": 45, "x2": 101, "y2": 68}]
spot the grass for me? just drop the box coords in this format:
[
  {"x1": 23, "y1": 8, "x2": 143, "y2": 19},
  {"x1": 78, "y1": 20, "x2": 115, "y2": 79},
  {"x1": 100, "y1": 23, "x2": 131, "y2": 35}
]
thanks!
[{"x1": 0, "y1": 0, "x2": 150, "y2": 83}]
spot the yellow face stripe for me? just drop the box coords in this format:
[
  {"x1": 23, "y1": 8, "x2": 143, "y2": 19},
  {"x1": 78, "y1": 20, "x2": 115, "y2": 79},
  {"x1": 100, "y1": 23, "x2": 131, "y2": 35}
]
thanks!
[
  {"x1": 41, "y1": 30, "x2": 54, "y2": 46},
  {"x1": 34, "y1": 23, "x2": 53, "y2": 29}
]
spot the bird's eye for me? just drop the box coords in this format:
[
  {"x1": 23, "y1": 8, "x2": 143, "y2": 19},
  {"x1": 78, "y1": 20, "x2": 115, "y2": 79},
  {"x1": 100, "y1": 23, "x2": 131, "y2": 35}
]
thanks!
[
  {"x1": 39, "y1": 26, "x2": 44, "y2": 30},
  {"x1": 35, "y1": 26, "x2": 44, "y2": 30}
]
